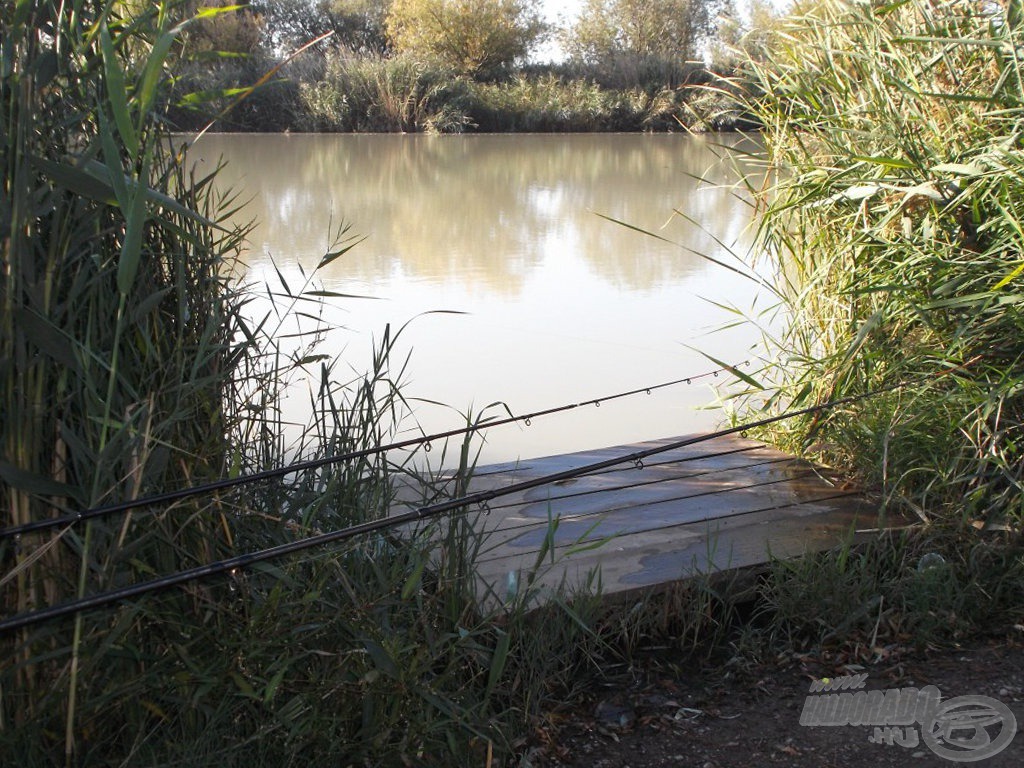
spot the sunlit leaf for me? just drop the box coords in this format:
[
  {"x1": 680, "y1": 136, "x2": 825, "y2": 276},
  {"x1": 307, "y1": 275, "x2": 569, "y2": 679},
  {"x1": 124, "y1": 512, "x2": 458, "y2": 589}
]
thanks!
[
  {"x1": 137, "y1": 28, "x2": 176, "y2": 121},
  {"x1": 101, "y1": 23, "x2": 138, "y2": 159}
]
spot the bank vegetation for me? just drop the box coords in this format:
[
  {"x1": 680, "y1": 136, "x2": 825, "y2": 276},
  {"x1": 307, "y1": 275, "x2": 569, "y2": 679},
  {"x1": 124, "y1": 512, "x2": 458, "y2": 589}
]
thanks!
[
  {"x1": 724, "y1": 0, "x2": 1024, "y2": 652},
  {"x1": 3, "y1": 1, "x2": 1024, "y2": 766},
  {"x1": 164, "y1": 0, "x2": 765, "y2": 133}
]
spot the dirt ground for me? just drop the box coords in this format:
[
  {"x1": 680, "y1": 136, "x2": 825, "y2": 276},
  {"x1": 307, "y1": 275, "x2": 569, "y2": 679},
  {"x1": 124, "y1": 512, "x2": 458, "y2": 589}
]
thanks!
[{"x1": 530, "y1": 634, "x2": 1024, "y2": 768}]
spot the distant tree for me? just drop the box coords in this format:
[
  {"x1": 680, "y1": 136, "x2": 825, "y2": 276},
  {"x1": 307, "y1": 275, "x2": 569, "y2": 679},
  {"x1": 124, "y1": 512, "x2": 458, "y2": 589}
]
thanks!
[
  {"x1": 323, "y1": 0, "x2": 393, "y2": 55},
  {"x1": 253, "y1": 0, "x2": 393, "y2": 55},
  {"x1": 564, "y1": 0, "x2": 724, "y2": 64},
  {"x1": 386, "y1": 0, "x2": 547, "y2": 77},
  {"x1": 709, "y1": 0, "x2": 784, "y2": 71},
  {"x1": 184, "y1": 2, "x2": 266, "y2": 56}
]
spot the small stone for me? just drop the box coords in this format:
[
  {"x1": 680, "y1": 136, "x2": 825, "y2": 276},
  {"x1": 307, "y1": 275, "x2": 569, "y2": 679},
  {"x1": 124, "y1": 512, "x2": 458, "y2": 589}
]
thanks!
[
  {"x1": 999, "y1": 687, "x2": 1010, "y2": 697},
  {"x1": 595, "y1": 700, "x2": 636, "y2": 729},
  {"x1": 912, "y1": 751, "x2": 927, "y2": 758}
]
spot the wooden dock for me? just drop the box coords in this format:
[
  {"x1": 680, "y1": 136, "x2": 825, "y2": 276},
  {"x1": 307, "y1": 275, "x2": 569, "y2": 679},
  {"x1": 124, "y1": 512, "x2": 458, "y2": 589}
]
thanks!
[{"x1": 397, "y1": 434, "x2": 907, "y2": 603}]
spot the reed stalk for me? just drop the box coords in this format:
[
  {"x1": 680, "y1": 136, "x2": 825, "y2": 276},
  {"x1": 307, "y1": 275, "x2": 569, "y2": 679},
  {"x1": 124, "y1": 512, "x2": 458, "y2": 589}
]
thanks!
[
  {"x1": 1, "y1": 4, "x2": 673, "y2": 764},
  {"x1": 726, "y1": 0, "x2": 1024, "y2": 528}
]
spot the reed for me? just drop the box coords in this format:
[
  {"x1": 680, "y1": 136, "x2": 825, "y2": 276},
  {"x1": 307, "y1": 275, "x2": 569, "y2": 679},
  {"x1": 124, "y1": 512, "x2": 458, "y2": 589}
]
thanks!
[
  {"x1": 296, "y1": 52, "x2": 474, "y2": 133},
  {"x1": 2, "y1": 4, "x2": 715, "y2": 765},
  {"x1": 1, "y1": 1, "x2": 252, "y2": 755},
  {"x1": 726, "y1": 0, "x2": 1024, "y2": 529},
  {"x1": 468, "y1": 72, "x2": 681, "y2": 132}
]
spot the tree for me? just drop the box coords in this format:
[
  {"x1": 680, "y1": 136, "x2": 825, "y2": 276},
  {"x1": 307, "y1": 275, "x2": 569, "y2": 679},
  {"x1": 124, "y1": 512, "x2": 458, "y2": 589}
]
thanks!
[
  {"x1": 564, "y1": 0, "x2": 724, "y2": 64},
  {"x1": 253, "y1": 0, "x2": 393, "y2": 56},
  {"x1": 386, "y1": 0, "x2": 547, "y2": 77},
  {"x1": 709, "y1": 0, "x2": 785, "y2": 71},
  {"x1": 326, "y1": 0, "x2": 393, "y2": 56},
  {"x1": 184, "y1": 2, "x2": 266, "y2": 56}
]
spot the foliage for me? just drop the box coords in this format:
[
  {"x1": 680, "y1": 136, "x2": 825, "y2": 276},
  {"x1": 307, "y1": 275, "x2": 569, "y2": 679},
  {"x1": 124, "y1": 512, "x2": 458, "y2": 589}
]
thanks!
[
  {"x1": 252, "y1": 0, "x2": 393, "y2": 56},
  {"x1": 5, "y1": 1, "x2": 1023, "y2": 764},
  {"x1": 159, "y1": 0, "x2": 739, "y2": 131},
  {"x1": 0, "y1": 2, "x2": 704, "y2": 765},
  {"x1": 753, "y1": 529, "x2": 1024, "y2": 653},
  {"x1": 728, "y1": 0, "x2": 1024, "y2": 528},
  {"x1": 183, "y1": 0, "x2": 266, "y2": 55},
  {"x1": 297, "y1": 52, "x2": 474, "y2": 132},
  {"x1": 468, "y1": 73, "x2": 682, "y2": 131},
  {"x1": 563, "y1": 0, "x2": 725, "y2": 65},
  {"x1": 708, "y1": 0, "x2": 785, "y2": 73},
  {"x1": 168, "y1": 51, "x2": 708, "y2": 133},
  {"x1": 323, "y1": 0, "x2": 394, "y2": 56},
  {"x1": 168, "y1": 52, "x2": 306, "y2": 131},
  {"x1": 386, "y1": 0, "x2": 547, "y2": 78},
  {"x1": 0, "y1": 0, "x2": 251, "y2": 762}
]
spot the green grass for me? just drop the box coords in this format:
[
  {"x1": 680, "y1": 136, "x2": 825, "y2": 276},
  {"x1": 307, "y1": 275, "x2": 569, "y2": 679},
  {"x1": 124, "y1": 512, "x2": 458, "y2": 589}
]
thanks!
[
  {"x1": 7, "y1": 2, "x2": 1024, "y2": 764},
  {"x1": 711, "y1": 0, "x2": 1024, "y2": 531},
  {"x1": 0, "y1": 4, "x2": 732, "y2": 765},
  {"x1": 751, "y1": 529, "x2": 1024, "y2": 655}
]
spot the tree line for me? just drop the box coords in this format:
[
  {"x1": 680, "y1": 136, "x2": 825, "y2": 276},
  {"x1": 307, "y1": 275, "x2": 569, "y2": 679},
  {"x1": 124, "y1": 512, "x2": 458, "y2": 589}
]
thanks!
[{"x1": 170, "y1": 0, "x2": 780, "y2": 132}]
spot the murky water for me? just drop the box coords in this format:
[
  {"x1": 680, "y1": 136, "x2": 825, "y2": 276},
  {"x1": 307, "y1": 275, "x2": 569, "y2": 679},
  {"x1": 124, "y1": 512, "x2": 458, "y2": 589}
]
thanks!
[{"x1": 187, "y1": 133, "x2": 768, "y2": 466}]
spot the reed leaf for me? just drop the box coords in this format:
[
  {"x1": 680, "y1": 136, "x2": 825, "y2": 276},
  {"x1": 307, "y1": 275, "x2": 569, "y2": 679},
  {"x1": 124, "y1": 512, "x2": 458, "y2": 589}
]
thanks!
[{"x1": 727, "y1": 0, "x2": 1024, "y2": 527}]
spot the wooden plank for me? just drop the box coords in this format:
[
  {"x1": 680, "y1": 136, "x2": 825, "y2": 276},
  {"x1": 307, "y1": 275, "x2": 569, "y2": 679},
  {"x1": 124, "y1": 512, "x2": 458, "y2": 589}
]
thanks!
[
  {"x1": 468, "y1": 459, "x2": 852, "y2": 545},
  {"x1": 473, "y1": 483, "x2": 863, "y2": 557},
  {"x1": 483, "y1": 462, "x2": 828, "y2": 527},
  {"x1": 482, "y1": 453, "x2": 800, "y2": 513},
  {"x1": 390, "y1": 434, "x2": 906, "y2": 604},
  {"x1": 475, "y1": 496, "x2": 887, "y2": 598},
  {"x1": 471, "y1": 434, "x2": 772, "y2": 477},
  {"x1": 475, "y1": 489, "x2": 874, "y2": 568},
  {"x1": 390, "y1": 439, "x2": 802, "y2": 510},
  {"x1": 413, "y1": 435, "x2": 777, "y2": 495}
]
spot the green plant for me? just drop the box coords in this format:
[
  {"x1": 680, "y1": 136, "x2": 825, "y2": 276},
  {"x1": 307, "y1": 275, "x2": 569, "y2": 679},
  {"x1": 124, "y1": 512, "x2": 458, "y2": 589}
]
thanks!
[
  {"x1": 0, "y1": 1, "x2": 257, "y2": 760},
  {"x1": 721, "y1": 0, "x2": 1024, "y2": 529},
  {"x1": 754, "y1": 528, "x2": 1024, "y2": 653},
  {"x1": 0, "y1": 8, "x2": 662, "y2": 761},
  {"x1": 298, "y1": 52, "x2": 473, "y2": 132}
]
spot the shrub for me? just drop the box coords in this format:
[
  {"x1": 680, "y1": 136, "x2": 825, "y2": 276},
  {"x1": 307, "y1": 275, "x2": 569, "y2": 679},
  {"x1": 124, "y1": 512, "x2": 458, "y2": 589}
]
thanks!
[{"x1": 298, "y1": 53, "x2": 474, "y2": 132}]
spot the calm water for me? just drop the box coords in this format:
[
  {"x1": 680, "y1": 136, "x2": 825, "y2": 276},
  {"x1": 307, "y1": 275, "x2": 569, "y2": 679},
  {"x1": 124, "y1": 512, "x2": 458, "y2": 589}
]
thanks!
[{"x1": 187, "y1": 133, "x2": 768, "y2": 466}]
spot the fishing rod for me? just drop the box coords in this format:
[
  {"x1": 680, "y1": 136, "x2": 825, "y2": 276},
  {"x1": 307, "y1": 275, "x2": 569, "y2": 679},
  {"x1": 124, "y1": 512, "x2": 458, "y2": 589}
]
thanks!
[
  {"x1": 0, "y1": 362, "x2": 748, "y2": 540},
  {"x1": 0, "y1": 371, "x2": 949, "y2": 634}
]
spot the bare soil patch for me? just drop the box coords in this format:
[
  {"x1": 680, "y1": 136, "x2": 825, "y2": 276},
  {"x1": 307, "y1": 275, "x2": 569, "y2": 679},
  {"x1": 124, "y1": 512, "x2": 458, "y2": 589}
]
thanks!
[{"x1": 531, "y1": 635, "x2": 1024, "y2": 768}]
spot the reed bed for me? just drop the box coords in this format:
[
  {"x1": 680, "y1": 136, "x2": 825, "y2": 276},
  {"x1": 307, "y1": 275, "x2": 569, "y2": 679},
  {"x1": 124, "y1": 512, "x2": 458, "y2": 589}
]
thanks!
[
  {"x1": 729, "y1": 0, "x2": 1024, "y2": 530},
  {"x1": 173, "y1": 51, "x2": 705, "y2": 134},
  {"x1": 2, "y1": 4, "x2": 737, "y2": 765}
]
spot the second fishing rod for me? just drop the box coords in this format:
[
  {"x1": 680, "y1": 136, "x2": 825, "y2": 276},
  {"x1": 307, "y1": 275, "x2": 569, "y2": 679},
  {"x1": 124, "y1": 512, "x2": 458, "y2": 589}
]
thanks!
[{"x1": 0, "y1": 361, "x2": 749, "y2": 539}]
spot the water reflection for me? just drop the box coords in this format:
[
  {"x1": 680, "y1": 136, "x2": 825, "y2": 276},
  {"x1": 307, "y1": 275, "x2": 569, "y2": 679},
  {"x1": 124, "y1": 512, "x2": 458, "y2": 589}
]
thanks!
[
  {"x1": 186, "y1": 133, "x2": 767, "y2": 465},
  {"x1": 189, "y1": 133, "x2": 758, "y2": 294}
]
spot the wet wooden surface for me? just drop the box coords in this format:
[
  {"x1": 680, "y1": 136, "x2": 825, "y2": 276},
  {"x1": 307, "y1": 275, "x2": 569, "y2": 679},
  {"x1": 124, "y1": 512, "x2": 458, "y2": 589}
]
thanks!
[{"x1": 395, "y1": 435, "x2": 905, "y2": 603}]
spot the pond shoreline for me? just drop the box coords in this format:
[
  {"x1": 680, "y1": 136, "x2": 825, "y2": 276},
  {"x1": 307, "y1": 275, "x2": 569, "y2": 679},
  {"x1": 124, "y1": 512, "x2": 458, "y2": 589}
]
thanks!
[
  {"x1": 188, "y1": 131, "x2": 767, "y2": 467},
  {"x1": 167, "y1": 65, "x2": 753, "y2": 134}
]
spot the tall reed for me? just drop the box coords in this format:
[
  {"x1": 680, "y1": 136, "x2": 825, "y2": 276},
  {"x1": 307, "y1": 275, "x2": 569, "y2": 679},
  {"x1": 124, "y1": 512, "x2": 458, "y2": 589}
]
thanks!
[
  {"x1": 1, "y1": 1, "x2": 255, "y2": 756},
  {"x1": 296, "y1": 52, "x2": 473, "y2": 133},
  {"x1": 731, "y1": 0, "x2": 1024, "y2": 528},
  {"x1": 2, "y1": 4, "x2": 707, "y2": 765}
]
